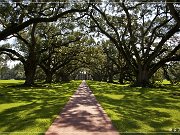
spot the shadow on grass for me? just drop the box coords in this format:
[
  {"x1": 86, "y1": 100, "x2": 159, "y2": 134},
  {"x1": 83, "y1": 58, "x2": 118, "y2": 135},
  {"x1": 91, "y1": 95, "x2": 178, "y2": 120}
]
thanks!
[
  {"x1": 0, "y1": 80, "x2": 82, "y2": 134},
  {"x1": 87, "y1": 81, "x2": 180, "y2": 135}
]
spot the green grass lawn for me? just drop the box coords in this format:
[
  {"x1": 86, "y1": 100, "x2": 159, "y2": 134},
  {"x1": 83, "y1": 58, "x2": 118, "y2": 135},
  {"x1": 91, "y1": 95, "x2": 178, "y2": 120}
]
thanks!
[
  {"x1": 0, "y1": 80, "x2": 81, "y2": 135},
  {"x1": 87, "y1": 81, "x2": 180, "y2": 134}
]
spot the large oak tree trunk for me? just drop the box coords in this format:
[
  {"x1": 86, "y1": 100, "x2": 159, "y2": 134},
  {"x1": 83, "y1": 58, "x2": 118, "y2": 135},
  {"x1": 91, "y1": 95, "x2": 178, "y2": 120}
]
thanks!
[
  {"x1": 24, "y1": 58, "x2": 37, "y2": 86},
  {"x1": 135, "y1": 69, "x2": 150, "y2": 87},
  {"x1": 119, "y1": 73, "x2": 124, "y2": 84},
  {"x1": 39, "y1": 64, "x2": 53, "y2": 83},
  {"x1": 108, "y1": 74, "x2": 113, "y2": 83},
  {"x1": 55, "y1": 73, "x2": 61, "y2": 82},
  {"x1": 45, "y1": 72, "x2": 53, "y2": 83}
]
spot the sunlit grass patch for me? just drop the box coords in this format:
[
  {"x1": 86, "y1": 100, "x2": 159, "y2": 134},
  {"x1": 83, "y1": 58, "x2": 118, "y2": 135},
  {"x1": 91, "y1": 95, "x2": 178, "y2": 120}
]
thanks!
[
  {"x1": 103, "y1": 94, "x2": 125, "y2": 100},
  {"x1": 162, "y1": 80, "x2": 171, "y2": 85},
  {"x1": 0, "y1": 80, "x2": 24, "y2": 84},
  {"x1": 87, "y1": 80, "x2": 180, "y2": 134},
  {"x1": 0, "y1": 80, "x2": 81, "y2": 134}
]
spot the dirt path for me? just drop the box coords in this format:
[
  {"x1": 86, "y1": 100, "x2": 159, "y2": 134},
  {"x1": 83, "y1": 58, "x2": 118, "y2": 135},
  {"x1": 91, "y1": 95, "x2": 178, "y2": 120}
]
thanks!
[{"x1": 45, "y1": 80, "x2": 119, "y2": 135}]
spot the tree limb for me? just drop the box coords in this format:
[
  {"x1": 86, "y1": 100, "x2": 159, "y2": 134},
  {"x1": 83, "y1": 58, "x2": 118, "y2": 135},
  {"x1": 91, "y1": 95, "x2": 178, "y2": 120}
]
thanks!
[
  {"x1": 0, "y1": 47, "x2": 25, "y2": 63},
  {"x1": 0, "y1": 7, "x2": 89, "y2": 41},
  {"x1": 145, "y1": 23, "x2": 180, "y2": 65},
  {"x1": 166, "y1": 0, "x2": 180, "y2": 27}
]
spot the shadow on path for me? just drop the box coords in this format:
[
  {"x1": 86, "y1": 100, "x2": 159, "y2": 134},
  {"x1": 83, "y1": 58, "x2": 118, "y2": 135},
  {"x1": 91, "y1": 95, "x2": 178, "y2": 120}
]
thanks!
[{"x1": 45, "y1": 80, "x2": 119, "y2": 135}]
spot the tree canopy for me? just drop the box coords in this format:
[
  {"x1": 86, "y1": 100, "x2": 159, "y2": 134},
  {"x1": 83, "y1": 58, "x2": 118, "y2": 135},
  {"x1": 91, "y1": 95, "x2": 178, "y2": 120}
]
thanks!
[{"x1": 0, "y1": 0, "x2": 179, "y2": 86}]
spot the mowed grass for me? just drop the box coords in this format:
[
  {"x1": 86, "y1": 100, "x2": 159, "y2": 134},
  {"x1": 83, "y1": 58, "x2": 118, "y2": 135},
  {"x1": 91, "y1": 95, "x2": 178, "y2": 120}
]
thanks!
[
  {"x1": 87, "y1": 81, "x2": 180, "y2": 134},
  {"x1": 0, "y1": 80, "x2": 81, "y2": 135}
]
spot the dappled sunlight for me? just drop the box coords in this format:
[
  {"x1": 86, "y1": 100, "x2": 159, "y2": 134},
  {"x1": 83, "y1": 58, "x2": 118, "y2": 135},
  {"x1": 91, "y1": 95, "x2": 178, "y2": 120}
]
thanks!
[
  {"x1": 0, "y1": 103, "x2": 29, "y2": 113},
  {"x1": 46, "y1": 81, "x2": 119, "y2": 135},
  {"x1": 87, "y1": 81, "x2": 180, "y2": 134},
  {"x1": 103, "y1": 94, "x2": 125, "y2": 100},
  {"x1": 0, "y1": 80, "x2": 80, "y2": 134}
]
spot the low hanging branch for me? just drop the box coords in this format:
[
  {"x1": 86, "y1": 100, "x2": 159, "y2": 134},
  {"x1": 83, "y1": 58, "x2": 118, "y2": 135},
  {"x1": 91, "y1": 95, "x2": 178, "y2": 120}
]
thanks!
[
  {"x1": 0, "y1": 7, "x2": 89, "y2": 41},
  {"x1": 0, "y1": 47, "x2": 25, "y2": 63}
]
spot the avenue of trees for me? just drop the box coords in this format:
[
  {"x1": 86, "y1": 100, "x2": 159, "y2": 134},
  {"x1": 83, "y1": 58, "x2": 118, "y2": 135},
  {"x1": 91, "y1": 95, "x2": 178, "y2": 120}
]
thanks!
[{"x1": 0, "y1": 0, "x2": 179, "y2": 87}]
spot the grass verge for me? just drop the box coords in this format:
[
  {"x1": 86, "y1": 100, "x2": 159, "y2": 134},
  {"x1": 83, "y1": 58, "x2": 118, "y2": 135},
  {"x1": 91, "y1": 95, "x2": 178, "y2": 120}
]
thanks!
[
  {"x1": 0, "y1": 80, "x2": 81, "y2": 135},
  {"x1": 87, "y1": 81, "x2": 180, "y2": 135}
]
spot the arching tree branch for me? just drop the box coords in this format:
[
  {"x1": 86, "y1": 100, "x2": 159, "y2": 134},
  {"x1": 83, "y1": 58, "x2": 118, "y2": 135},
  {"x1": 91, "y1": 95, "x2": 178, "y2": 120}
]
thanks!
[{"x1": 0, "y1": 7, "x2": 89, "y2": 41}]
